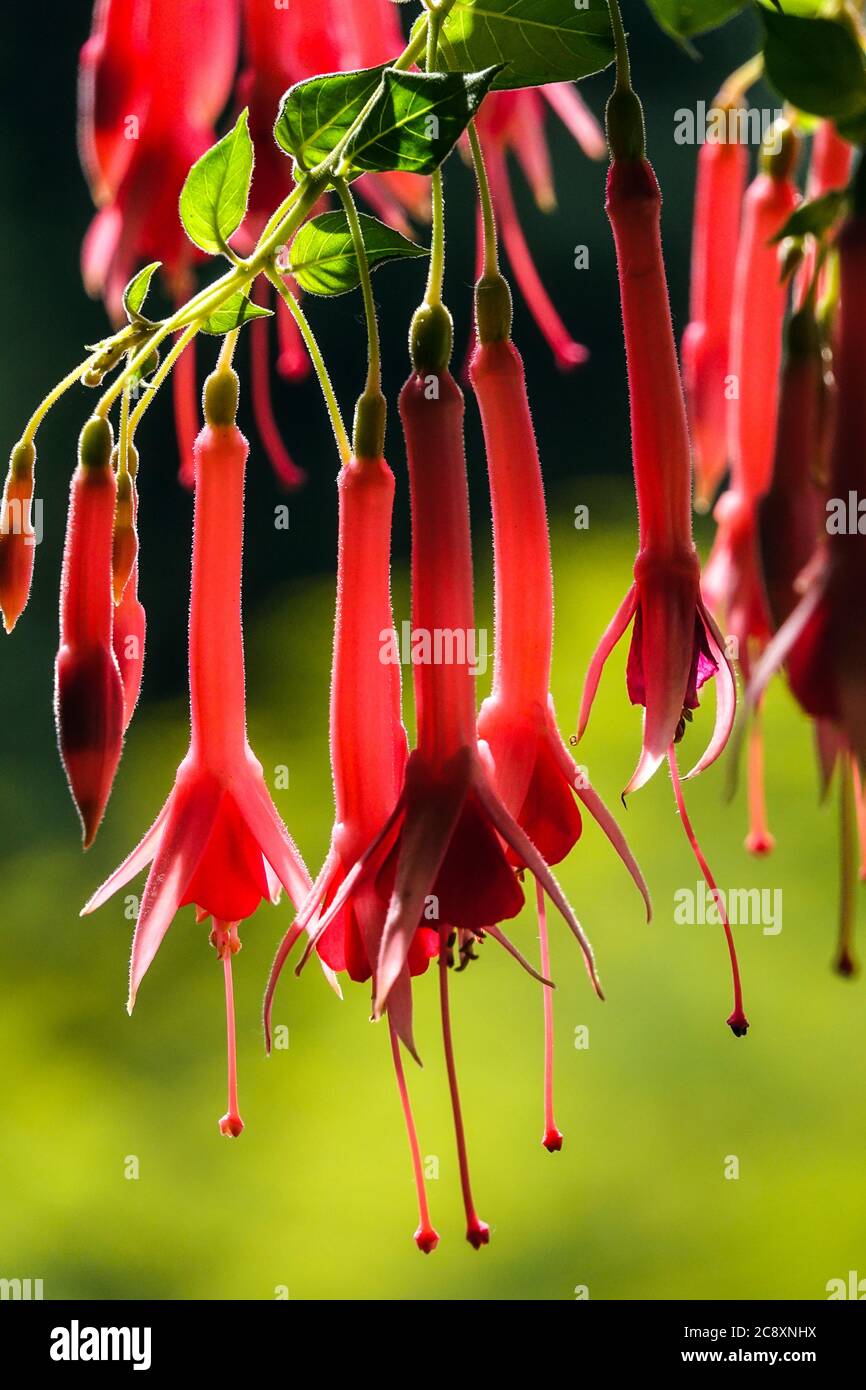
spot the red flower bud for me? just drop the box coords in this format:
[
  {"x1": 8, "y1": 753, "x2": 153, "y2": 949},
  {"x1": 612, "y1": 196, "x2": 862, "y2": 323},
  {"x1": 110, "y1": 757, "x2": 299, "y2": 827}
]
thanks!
[
  {"x1": 55, "y1": 416, "x2": 125, "y2": 847},
  {"x1": 0, "y1": 439, "x2": 37, "y2": 633},
  {"x1": 111, "y1": 452, "x2": 146, "y2": 730}
]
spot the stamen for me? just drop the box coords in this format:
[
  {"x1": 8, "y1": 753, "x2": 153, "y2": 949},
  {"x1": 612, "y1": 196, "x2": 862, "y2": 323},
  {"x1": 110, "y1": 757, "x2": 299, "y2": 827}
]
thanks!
[
  {"x1": 668, "y1": 747, "x2": 749, "y2": 1036},
  {"x1": 213, "y1": 922, "x2": 244, "y2": 1137},
  {"x1": 250, "y1": 279, "x2": 305, "y2": 489},
  {"x1": 850, "y1": 759, "x2": 866, "y2": 883},
  {"x1": 172, "y1": 306, "x2": 198, "y2": 491},
  {"x1": 438, "y1": 939, "x2": 490, "y2": 1249},
  {"x1": 745, "y1": 705, "x2": 775, "y2": 856},
  {"x1": 537, "y1": 881, "x2": 563, "y2": 1152},
  {"x1": 836, "y1": 755, "x2": 859, "y2": 977},
  {"x1": 486, "y1": 146, "x2": 588, "y2": 370},
  {"x1": 388, "y1": 1019, "x2": 439, "y2": 1254}
]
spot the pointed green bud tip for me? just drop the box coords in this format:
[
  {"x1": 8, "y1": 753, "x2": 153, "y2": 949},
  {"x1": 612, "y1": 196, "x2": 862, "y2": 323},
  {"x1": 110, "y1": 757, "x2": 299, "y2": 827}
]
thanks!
[
  {"x1": 760, "y1": 120, "x2": 798, "y2": 181},
  {"x1": 475, "y1": 273, "x2": 513, "y2": 345},
  {"x1": 79, "y1": 416, "x2": 114, "y2": 471},
  {"x1": 203, "y1": 367, "x2": 240, "y2": 427},
  {"x1": 353, "y1": 389, "x2": 387, "y2": 460},
  {"x1": 605, "y1": 87, "x2": 645, "y2": 162},
  {"x1": 409, "y1": 301, "x2": 453, "y2": 376},
  {"x1": 10, "y1": 439, "x2": 36, "y2": 483}
]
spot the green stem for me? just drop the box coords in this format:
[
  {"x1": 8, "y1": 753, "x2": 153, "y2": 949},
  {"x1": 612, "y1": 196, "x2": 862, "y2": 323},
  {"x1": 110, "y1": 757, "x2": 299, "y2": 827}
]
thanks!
[
  {"x1": 467, "y1": 121, "x2": 499, "y2": 278},
  {"x1": 217, "y1": 327, "x2": 241, "y2": 372},
  {"x1": 128, "y1": 324, "x2": 199, "y2": 436},
  {"x1": 334, "y1": 178, "x2": 381, "y2": 395},
  {"x1": 266, "y1": 269, "x2": 350, "y2": 465},
  {"x1": 21, "y1": 356, "x2": 98, "y2": 447},
  {"x1": 21, "y1": 7, "x2": 446, "y2": 443},
  {"x1": 424, "y1": 4, "x2": 447, "y2": 307},
  {"x1": 715, "y1": 53, "x2": 763, "y2": 110},
  {"x1": 118, "y1": 377, "x2": 131, "y2": 478},
  {"x1": 837, "y1": 754, "x2": 859, "y2": 976},
  {"x1": 607, "y1": 0, "x2": 631, "y2": 93}
]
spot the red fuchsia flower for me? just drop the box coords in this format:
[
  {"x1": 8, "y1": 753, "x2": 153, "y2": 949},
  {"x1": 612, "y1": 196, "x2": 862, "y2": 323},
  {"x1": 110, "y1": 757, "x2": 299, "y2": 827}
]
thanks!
[
  {"x1": 55, "y1": 417, "x2": 125, "y2": 848},
  {"x1": 754, "y1": 301, "x2": 840, "y2": 890},
  {"x1": 701, "y1": 123, "x2": 800, "y2": 855},
  {"x1": 79, "y1": 0, "x2": 240, "y2": 485},
  {"x1": 264, "y1": 423, "x2": 441, "y2": 1253},
  {"x1": 474, "y1": 86, "x2": 604, "y2": 370},
  {"x1": 80, "y1": 368, "x2": 313, "y2": 1136},
  {"x1": 680, "y1": 108, "x2": 747, "y2": 512},
  {"x1": 79, "y1": 0, "x2": 240, "y2": 316},
  {"x1": 0, "y1": 440, "x2": 37, "y2": 634},
  {"x1": 747, "y1": 202, "x2": 866, "y2": 795},
  {"x1": 747, "y1": 196, "x2": 866, "y2": 974},
  {"x1": 578, "y1": 14, "x2": 744, "y2": 1034},
  {"x1": 290, "y1": 299, "x2": 604, "y2": 1246},
  {"x1": 233, "y1": 0, "x2": 428, "y2": 487},
  {"x1": 111, "y1": 447, "x2": 146, "y2": 729},
  {"x1": 469, "y1": 275, "x2": 650, "y2": 1149}
]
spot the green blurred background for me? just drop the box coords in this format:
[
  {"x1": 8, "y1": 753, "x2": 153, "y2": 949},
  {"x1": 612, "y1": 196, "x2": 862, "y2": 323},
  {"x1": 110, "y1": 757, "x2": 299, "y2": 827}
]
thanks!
[{"x1": 1, "y1": 4, "x2": 864, "y2": 1300}]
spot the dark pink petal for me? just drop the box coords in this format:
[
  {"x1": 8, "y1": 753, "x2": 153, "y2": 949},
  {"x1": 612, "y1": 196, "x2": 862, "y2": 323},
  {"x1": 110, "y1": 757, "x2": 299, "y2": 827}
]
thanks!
[
  {"x1": 374, "y1": 781, "x2": 467, "y2": 1017},
  {"x1": 473, "y1": 772, "x2": 603, "y2": 1000},
  {"x1": 685, "y1": 600, "x2": 738, "y2": 780}
]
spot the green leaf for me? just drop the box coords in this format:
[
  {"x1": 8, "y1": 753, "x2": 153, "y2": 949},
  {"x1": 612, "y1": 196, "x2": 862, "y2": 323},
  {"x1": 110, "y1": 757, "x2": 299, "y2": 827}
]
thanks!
[
  {"x1": 288, "y1": 210, "x2": 428, "y2": 296},
  {"x1": 122, "y1": 262, "x2": 161, "y2": 321},
  {"x1": 431, "y1": 0, "x2": 614, "y2": 91},
  {"x1": 346, "y1": 66, "x2": 501, "y2": 174},
  {"x1": 771, "y1": 189, "x2": 848, "y2": 243},
  {"x1": 644, "y1": 0, "x2": 747, "y2": 41},
  {"x1": 198, "y1": 291, "x2": 272, "y2": 336},
  {"x1": 757, "y1": 0, "x2": 826, "y2": 15},
  {"x1": 275, "y1": 66, "x2": 388, "y2": 172},
  {"x1": 760, "y1": 12, "x2": 866, "y2": 120},
  {"x1": 179, "y1": 109, "x2": 254, "y2": 255}
]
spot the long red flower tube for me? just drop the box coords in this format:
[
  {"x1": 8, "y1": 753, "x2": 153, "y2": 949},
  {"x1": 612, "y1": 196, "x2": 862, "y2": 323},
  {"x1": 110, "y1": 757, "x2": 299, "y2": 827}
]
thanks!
[
  {"x1": 579, "y1": 7, "x2": 743, "y2": 1034},
  {"x1": 81, "y1": 368, "x2": 312, "y2": 1136},
  {"x1": 796, "y1": 120, "x2": 853, "y2": 304},
  {"x1": 55, "y1": 417, "x2": 125, "y2": 848},
  {"x1": 681, "y1": 111, "x2": 747, "y2": 511},
  {"x1": 264, "y1": 436, "x2": 439, "y2": 1252},
  {"x1": 747, "y1": 200, "x2": 866, "y2": 773},
  {"x1": 702, "y1": 124, "x2": 800, "y2": 854},
  {"x1": 470, "y1": 282, "x2": 650, "y2": 1148},
  {"x1": 579, "y1": 151, "x2": 735, "y2": 795}
]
